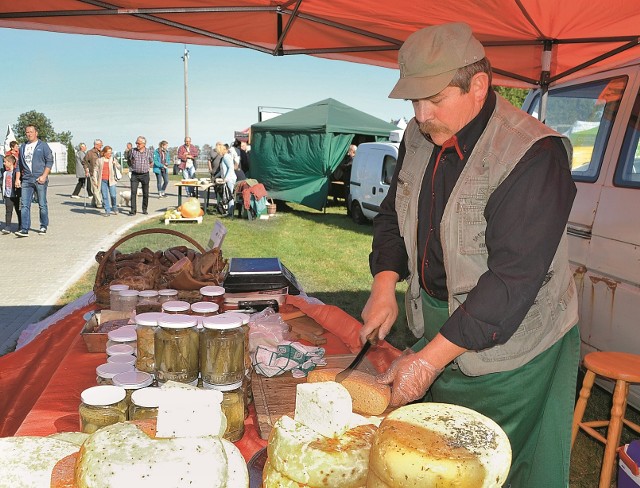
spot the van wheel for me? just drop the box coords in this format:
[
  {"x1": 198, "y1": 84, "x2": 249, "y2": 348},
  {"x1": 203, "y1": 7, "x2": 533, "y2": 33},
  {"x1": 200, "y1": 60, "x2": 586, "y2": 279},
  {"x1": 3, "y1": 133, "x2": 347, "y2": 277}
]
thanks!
[{"x1": 351, "y1": 201, "x2": 367, "y2": 225}]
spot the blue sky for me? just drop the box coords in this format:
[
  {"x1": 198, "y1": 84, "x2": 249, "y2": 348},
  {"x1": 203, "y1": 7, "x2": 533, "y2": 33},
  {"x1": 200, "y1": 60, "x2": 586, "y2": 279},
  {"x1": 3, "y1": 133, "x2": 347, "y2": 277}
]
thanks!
[{"x1": 1, "y1": 28, "x2": 412, "y2": 152}]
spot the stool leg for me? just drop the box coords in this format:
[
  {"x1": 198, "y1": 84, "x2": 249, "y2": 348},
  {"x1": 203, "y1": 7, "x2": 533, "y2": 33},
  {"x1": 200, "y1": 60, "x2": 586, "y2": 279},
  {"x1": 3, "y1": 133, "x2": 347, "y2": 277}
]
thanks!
[
  {"x1": 572, "y1": 370, "x2": 596, "y2": 448},
  {"x1": 599, "y1": 380, "x2": 629, "y2": 488}
]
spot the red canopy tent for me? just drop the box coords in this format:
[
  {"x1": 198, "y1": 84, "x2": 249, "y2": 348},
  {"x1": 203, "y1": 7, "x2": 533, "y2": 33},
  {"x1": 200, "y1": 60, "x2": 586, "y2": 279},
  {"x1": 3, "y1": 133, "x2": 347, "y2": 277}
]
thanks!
[{"x1": 1, "y1": 1, "x2": 639, "y2": 90}]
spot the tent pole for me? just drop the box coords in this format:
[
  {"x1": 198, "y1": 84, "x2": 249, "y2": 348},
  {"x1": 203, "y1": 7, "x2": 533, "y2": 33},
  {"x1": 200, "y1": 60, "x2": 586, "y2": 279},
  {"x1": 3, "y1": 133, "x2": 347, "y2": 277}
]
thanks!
[{"x1": 538, "y1": 40, "x2": 553, "y2": 123}]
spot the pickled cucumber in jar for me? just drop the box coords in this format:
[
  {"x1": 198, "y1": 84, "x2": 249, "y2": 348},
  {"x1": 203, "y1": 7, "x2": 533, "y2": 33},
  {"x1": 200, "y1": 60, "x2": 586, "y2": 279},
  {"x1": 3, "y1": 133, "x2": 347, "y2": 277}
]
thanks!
[
  {"x1": 155, "y1": 314, "x2": 199, "y2": 384},
  {"x1": 200, "y1": 315, "x2": 245, "y2": 385},
  {"x1": 135, "y1": 312, "x2": 164, "y2": 373},
  {"x1": 129, "y1": 387, "x2": 162, "y2": 421},
  {"x1": 79, "y1": 385, "x2": 127, "y2": 434}
]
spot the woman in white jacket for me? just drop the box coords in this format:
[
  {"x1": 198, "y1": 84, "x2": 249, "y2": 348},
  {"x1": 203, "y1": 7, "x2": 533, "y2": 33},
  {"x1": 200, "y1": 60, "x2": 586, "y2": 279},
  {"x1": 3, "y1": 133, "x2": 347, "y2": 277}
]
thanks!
[
  {"x1": 93, "y1": 146, "x2": 122, "y2": 216},
  {"x1": 221, "y1": 144, "x2": 237, "y2": 217}
]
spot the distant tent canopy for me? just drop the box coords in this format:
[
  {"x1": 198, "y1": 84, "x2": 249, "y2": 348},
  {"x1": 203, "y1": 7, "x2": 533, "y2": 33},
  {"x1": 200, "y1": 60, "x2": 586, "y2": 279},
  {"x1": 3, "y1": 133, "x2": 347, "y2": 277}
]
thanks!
[
  {"x1": 234, "y1": 128, "x2": 250, "y2": 143},
  {"x1": 250, "y1": 98, "x2": 397, "y2": 210}
]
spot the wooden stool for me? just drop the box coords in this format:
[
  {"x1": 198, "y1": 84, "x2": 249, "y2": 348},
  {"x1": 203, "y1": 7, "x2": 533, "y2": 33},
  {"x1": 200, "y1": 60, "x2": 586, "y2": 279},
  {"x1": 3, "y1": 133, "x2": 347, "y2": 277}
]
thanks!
[{"x1": 571, "y1": 351, "x2": 640, "y2": 487}]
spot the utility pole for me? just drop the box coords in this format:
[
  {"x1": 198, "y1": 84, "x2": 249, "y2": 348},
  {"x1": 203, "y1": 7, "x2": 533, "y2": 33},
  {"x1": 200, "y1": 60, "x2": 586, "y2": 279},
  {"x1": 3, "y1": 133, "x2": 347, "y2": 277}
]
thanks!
[{"x1": 182, "y1": 46, "x2": 190, "y2": 138}]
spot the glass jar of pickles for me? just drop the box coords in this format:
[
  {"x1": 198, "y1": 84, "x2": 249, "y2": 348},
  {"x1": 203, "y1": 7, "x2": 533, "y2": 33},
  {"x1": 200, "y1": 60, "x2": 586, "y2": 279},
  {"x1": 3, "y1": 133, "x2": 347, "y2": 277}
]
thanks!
[
  {"x1": 157, "y1": 288, "x2": 178, "y2": 305},
  {"x1": 203, "y1": 381, "x2": 245, "y2": 442},
  {"x1": 112, "y1": 371, "x2": 154, "y2": 416},
  {"x1": 79, "y1": 385, "x2": 127, "y2": 433},
  {"x1": 109, "y1": 284, "x2": 129, "y2": 310},
  {"x1": 224, "y1": 311, "x2": 253, "y2": 415},
  {"x1": 106, "y1": 325, "x2": 137, "y2": 351},
  {"x1": 201, "y1": 314, "x2": 245, "y2": 386},
  {"x1": 137, "y1": 290, "x2": 161, "y2": 314},
  {"x1": 135, "y1": 312, "x2": 164, "y2": 374},
  {"x1": 96, "y1": 362, "x2": 134, "y2": 385},
  {"x1": 129, "y1": 387, "x2": 162, "y2": 421},
  {"x1": 115, "y1": 289, "x2": 139, "y2": 313},
  {"x1": 155, "y1": 314, "x2": 199, "y2": 385},
  {"x1": 161, "y1": 300, "x2": 191, "y2": 314},
  {"x1": 190, "y1": 301, "x2": 219, "y2": 317},
  {"x1": 199, "y1": 286, "x2": 225, "y2": 308}
]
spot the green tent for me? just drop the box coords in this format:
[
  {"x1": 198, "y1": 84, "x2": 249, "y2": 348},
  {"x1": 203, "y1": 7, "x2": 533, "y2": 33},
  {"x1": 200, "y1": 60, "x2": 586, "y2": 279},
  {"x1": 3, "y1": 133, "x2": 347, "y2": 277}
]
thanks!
[{"x1": 250, "y1": 98, "x2": 398, "y2": 210}]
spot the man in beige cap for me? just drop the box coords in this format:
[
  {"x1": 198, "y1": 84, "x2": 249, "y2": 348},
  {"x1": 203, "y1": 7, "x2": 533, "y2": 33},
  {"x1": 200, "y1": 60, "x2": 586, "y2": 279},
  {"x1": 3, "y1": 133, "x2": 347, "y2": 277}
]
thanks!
[{"x1": 360, "y1": 23, "x2": 578, "y2": 486}]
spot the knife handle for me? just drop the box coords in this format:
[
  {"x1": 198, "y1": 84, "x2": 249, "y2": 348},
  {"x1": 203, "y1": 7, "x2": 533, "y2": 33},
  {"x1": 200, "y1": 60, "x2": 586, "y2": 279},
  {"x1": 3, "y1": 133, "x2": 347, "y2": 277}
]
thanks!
[{"x1": 366, "y1": 328, "x2": 379, "y2": 346}]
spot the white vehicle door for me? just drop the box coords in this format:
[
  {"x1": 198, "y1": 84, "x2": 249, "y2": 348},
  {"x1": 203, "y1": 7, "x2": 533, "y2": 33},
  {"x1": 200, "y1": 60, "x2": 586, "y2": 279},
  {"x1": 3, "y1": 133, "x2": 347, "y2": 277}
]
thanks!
[{"x1": 360, "y1": 147, "x2": 397, "y2": 219}]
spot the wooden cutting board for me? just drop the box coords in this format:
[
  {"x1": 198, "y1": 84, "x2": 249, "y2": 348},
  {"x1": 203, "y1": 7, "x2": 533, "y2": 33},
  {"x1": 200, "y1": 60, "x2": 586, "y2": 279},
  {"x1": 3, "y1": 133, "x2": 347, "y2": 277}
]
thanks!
[{"x1": 251, "y1": 354, "x2": 377, "y2": 440}]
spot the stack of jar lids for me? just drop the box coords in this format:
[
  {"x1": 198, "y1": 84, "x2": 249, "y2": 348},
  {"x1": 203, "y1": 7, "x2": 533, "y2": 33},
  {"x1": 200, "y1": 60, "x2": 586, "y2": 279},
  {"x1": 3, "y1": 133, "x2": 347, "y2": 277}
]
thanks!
[
  {"x1": 106, "y1": 343, "x2": 135, "y2": 357},
  {"x1": 96, "y1": 362, "x2": 134, "y2": 381},
  {"x1": 107, "y1": 354, "x2": 136, "y2": 366},
  {"x1": 112, "y1": 371, "x2": 154, "y2": 390}
]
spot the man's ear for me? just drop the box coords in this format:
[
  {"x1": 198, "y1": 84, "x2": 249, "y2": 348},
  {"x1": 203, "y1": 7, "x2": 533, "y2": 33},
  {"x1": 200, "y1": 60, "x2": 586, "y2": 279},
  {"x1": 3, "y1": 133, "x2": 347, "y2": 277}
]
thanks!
[{"x1": 471, "y1": 72, "x2": 490, "y2": 102}]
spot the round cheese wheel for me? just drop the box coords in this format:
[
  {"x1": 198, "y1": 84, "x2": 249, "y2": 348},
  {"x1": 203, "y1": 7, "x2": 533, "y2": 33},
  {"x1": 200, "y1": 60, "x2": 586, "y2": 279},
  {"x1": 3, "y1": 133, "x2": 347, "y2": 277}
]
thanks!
[
  {"x1": 368, "y1": 403, "x2": 511, "y2": 488},
  {"x1": 268, "y1": 415, "x2": 375, "y2": 488},
  {"x1": 262, "y1": 459, "x2": 310, "y2": 487}
]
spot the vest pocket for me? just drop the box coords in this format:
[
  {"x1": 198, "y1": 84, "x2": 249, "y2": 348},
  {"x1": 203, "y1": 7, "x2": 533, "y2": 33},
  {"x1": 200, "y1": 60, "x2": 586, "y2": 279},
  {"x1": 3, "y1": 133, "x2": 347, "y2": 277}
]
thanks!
[
  {"x1": 457, "y1": 203, "x2": 488, "y2": 255},
  {"x1": 395, "y1": 169, "x2": 413, "y2": 234}
]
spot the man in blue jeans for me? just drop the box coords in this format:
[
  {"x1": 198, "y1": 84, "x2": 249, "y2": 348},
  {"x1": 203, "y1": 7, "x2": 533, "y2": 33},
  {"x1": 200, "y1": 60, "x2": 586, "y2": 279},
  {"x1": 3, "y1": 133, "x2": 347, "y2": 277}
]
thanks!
[{"x1": 15, "y1": 125, "x2": 53, "y2": 236}]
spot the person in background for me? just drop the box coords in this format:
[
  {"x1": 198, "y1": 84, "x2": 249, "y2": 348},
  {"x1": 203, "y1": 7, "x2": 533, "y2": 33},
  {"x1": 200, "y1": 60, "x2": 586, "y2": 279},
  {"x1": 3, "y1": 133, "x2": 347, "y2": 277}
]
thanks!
[
  {"x1": 123, "y1": 142, "x2": 133, "y2": 168},
  {"x1": 234, "y1": 160, "x2": 246, "y2": 182},
  {"x1": 83, "y1": 139, "x2": 103, "y2": 208},
  {"x1": 15, "y1": 125, "x2": 53, "y2": 236},
  {"x1": 94, "y1": 146, "x2": 121, "y2": 216},
  {"x1": 71, "y1": 142, "x2": 89, "y2": 199},
  {"x1": 128, "y1": 136, "x2": 154, "y2": 216},
  {"x1": 153, "y1": 140, "x2": 170, "y2": 198},
  {"x1": 239, "y1": 140, "x2": 250, "y2": 175},
  {"x1": 361, "y1": 23, "x2": 578, "y2": 487},
  {"x1": 177, "y1": 136, "x2": 199, "y2": 196},
  {"x1": 5, "y1": 141, "x2": 19, "y2": 160},
  {"x1": 209, "y1": 141, "x2": 224, "y2": 179},
  {"x1": 221, "y1": 144, "x2": 237, "y2": 218},
  {"x1": 2, "y1": 154, "x2": 21, "y2": 234}
]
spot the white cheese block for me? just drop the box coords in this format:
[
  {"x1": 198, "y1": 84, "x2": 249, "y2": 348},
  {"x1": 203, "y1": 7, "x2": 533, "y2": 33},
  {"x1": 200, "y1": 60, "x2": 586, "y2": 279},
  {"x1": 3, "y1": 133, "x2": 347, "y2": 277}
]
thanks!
[
  {"x1": 75, "y1": 422, "x2": 228, "y2": 488},
  {"x1": 267, "y1": 414, "x2": 375, "y2": 488},
  {"x1": 155, "y1": 388, "x2": 224, "y2": 438},
  {"x1": 221, "y1": 438, "x2": 249, "y2": 488},
  {"x1": 0, "y1": 436, "x2": 79, "y2": 488},
  {"x1": 294, "y1": 381, "x2": 352, "y2": 438}
]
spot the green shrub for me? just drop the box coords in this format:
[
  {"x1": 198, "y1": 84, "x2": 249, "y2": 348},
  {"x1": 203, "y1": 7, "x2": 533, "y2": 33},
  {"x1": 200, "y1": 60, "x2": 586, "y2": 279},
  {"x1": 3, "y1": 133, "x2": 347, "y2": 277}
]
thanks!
[{"x1": 67, "y1": 142, "x2": 76, "y2": 175}]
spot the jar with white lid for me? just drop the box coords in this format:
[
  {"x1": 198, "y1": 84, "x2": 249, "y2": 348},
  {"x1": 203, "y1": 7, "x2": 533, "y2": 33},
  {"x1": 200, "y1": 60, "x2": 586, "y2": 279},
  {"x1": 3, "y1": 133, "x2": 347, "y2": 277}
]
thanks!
[
  {"x1": 79, "y1": 385, "x2": 127, "y2": 433},
  {"x1": 161, "y1": 300, "x2": 191, "y2": 314},
  {"x1": 157, "y1": 288, "x2": 178, "y2": 305},
  {"x1": 223, "y1": 311, "x2": 253, "y2": 412},
  {"x1": 155, "y1": 314, "x2": 199, "y2": 385},
  {"x1": 107, "y1": 354, "x2": 136, "y2": 366},
  {"x1": 113, "y1": 370, "x2": 154, "y2": 415},
  {"x1": 200, "y1": 286, "x2": 225, "y2": 308},
  {"x1": 106, "y1": 343, "x2": 135, "y2": 358},
  {"x1": 130, "y1": 387, "x2": 163, "y2": 421},
  {"x1": 96, "y1": 362, "x2": 135, "y2": 385},
  {"x1": 106, "y1": 325, "x2": 137, "y2": 351},
  {"x1": 200, "y1": 314, "x2": 245, "y2": 386},
  {"x1": 190, "y1": 301, "x2": 219, "y2": 317},
  {"x1": 203, "y1": 381, "x2": 245, "y2": 441},
  {"x1": 137, "y1": 290, "x2": 161, "y2": 314},
  {"x1": 115, "y1": 289, "x2": 139, "y2": 313},
  {"x1": 109, "y1": 284, "x2": 129, "y2": 310},
  {"x1": 135, "y1": 312, "x2": 164, "y2": 374}
]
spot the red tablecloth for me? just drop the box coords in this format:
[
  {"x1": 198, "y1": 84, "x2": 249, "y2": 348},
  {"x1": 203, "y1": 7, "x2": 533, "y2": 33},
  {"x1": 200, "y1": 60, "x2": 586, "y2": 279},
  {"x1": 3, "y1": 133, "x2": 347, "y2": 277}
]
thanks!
[{"x1": 0, "y1": 295, "x2": 401, "y2": 462}]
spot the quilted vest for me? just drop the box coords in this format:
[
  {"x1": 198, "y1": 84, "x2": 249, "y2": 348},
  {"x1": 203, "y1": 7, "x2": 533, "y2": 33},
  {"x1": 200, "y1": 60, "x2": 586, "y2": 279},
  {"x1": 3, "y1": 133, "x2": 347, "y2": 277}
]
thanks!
[{"x1": 396, "y1": 95, "x2": 578, "y2": 376}]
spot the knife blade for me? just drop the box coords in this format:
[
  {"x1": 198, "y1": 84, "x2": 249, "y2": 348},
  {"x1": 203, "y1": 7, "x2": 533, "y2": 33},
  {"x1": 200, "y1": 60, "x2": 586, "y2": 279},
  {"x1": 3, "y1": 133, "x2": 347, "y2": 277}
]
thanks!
[{"x1": 335, "y1": 328, "x2": 379, "y2": 383}]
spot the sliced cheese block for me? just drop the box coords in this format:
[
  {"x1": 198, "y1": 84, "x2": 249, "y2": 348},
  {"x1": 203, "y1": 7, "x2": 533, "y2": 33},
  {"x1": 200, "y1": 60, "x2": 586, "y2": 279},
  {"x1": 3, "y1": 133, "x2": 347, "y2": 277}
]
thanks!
[
  {"x1": 155, "y1": 388, "x2": 224, "y2": 438},
  {"x1": 75, "y1": 421, "x2": 228, "y2": 487},
  {"x1": 307, "y1": 369, "x2": 390, "y2": 415},
  {"x1": 368, "y1": 403, "x2": 512, "y2": 488},
  {"x1": 221, "y1": 438, "x2": 249, "y2": 488},
  {"x1": 268, "y1": 415, "x2": 375, "y2": 488},
  {"x1": 48, "y1": 432, "x2": 90, "y2": 447},
  {"x1": 294, "y1": 382, "x2": 352, "y2": 438},
  {"x1": 0, "y1": 436, "x2": 79, "y2": 488}
]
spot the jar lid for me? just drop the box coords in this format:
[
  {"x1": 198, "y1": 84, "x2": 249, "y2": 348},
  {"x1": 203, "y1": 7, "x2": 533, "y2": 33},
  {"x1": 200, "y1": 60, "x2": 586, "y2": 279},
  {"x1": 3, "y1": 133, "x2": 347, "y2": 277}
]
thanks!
[
  {"x1": 158, "y1": 288, "x2": 178, "y2": 296},
  {"x1": 223, "y1": 311, "x2": 250, "y2": 325},
  {"x1": 109, "y1": 284, "x2": 130, "y2": 292},
  {"x1": 81, "y1": 385, "x2": 126, "y2": 405},
  {"x1": 131, "y1": 387, "x2": 163, "y2": 408},
  {"x1": 158, "y1": 313, "x2": 198, "y2": 329},
  {"x1": 107, "y1": 354, "x2": 136, "y2": 366},
  {"x1": 107, "y1": 326, "x2": 137, "y2": 342},
  {"x1": 161, "y1": 300, "x2": 191, "y2": 312},
  {"x1": 202, "y1": 314, "x2": 243, "y2": 330},
  {"x1": 112, "y1": 371, "x2": 154, "y2": 389},
  {"x1": 96, "y1": 362, "x2": 134, "y2": 379},
  {"x1": 138, "y1": 290, "x2": 159, "y2": 298},
  {"x1": 200, "y1": 285, "x2": 225, "y2": 297},
  {"x1": 106, "y1": 344, "x2": 135, "y2": 356},
  {"x1": 190, "y1": 301, "x2": 220, "y2": 314},
  {"x1": 119, "y1": 289, "x2": 140, "y2": 297},
  {"x1": 135, "y1": 312, "x2": 164, "y2": 326},
  {"x1": 203, "y1": 380, "x2": 243, "y2": 391}
]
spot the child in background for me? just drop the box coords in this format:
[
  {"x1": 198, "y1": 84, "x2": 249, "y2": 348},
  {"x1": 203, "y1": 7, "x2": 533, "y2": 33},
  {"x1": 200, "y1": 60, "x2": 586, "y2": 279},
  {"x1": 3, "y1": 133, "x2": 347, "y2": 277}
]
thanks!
[{"x1": 2, "y1": 155, "x2": 21, "y2": 234}]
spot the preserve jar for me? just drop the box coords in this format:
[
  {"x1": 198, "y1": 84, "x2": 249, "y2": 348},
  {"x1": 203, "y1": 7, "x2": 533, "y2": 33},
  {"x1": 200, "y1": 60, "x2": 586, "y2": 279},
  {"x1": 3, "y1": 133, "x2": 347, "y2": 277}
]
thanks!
[
  {"x1": 106, "y1": 325, "x2": 137, "y2": 351},
  {"x1": 134, "y1": 312, "x2": 164, "y2": 374},
  {"x1": 157, "y1": 288, "x2": 178, "y2": 305},
  {"x1": 109, "y1": 284, "x2": 129, "y2": 310},
  {"x1": 203, "y1": 381, "x2": 245, "y2": 442},
  {"x1": 155, "y1": 314, "x2": 199, "y2": 385},
  {"x1": 105, "y1": 343, "x2": 135, "y2": 358},
  {"x1": 223, "y1": 311, "x2": 253, "y2": 413},
  {"x1": 161, "y1": 300, "x2": 191, "y2": 314},
  {"x1": 130, "y1": 387, "x2": 162, "y2": 421},
  {"x1": 137, "y1": 290, "x2": 161, "y2": 313},
  {"x1": 199, "y1": 286, "x2": 225, "y2": 308},
  {"x1": 79, "y1": 385, "x2": 127, "y2": 434},
  {"x1": 190, "y1": 301, "x2": 219, "y2": 317},
  {"x1": 112, "y1": 370, "x2": 154, "y2": 415},
  {"x1": 200, "y1": 314, "x2": 245, "y2": 385},
  {"x1": 115, "y1": 289, "x2": 139, "y2": 313},
  {"x1": 96, "y1": 362, "x2": 134, "y2": 385},
  {"x1": 107, "y1": 354, "x2": 136, "y2": 366}
]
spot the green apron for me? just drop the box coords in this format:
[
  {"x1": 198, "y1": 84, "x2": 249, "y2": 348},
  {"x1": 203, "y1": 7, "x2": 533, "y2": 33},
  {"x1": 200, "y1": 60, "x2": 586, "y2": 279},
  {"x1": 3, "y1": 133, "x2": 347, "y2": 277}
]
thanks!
[{"x1": 413, "y1": 291, "x2": 580, "y2": 488}]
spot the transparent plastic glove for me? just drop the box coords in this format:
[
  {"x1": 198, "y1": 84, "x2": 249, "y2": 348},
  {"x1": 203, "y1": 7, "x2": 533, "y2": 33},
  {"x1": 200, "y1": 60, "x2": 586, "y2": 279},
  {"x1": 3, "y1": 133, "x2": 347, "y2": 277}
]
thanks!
[{"x1": 377, "y1": 351, "x2": 444, "y2": 407}]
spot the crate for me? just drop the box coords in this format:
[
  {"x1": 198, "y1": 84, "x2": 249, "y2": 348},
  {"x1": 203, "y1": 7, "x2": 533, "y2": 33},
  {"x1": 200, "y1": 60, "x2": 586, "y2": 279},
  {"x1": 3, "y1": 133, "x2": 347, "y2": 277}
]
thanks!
[
  {"x1": 619, "y1": 440, "x2": 640, "y2": 487},
  {"x1": 81, "y1": 310, "x2": 132, "y2": 353},
  {"x1": 164, "y1": 216, "x2": 203, "y2": 225}
]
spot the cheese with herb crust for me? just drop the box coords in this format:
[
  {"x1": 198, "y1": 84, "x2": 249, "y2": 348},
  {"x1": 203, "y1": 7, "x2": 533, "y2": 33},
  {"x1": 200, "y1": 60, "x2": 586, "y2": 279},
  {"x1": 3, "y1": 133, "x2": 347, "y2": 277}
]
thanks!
[{"x1": 294, "y1": 381, "x2": 352, "y2": 438}]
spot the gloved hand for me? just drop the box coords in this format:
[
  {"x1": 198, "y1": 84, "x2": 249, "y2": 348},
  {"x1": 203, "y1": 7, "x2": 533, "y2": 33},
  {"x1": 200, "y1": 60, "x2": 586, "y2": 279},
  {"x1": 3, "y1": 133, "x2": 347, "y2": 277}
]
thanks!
[{"x1": 377, "y1": 350, "x2": 444, "y2": 407}]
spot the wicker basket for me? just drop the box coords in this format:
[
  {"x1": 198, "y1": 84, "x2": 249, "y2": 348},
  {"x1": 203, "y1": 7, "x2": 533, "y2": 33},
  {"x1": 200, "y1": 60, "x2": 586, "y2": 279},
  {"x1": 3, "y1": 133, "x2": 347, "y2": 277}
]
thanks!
[
  {"x1": 93, "y1": 228, "x2": 206, "y2": 308},
  {"x1": 266, "y1": 199, "x2": 277, "y2": 216}
]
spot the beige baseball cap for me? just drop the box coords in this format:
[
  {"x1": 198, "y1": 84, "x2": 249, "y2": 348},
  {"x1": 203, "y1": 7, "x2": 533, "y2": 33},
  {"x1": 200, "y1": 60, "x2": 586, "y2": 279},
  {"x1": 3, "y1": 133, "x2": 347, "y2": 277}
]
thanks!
[{"x1": 389, "y1": 22, "x2": 485, "y2": 100}]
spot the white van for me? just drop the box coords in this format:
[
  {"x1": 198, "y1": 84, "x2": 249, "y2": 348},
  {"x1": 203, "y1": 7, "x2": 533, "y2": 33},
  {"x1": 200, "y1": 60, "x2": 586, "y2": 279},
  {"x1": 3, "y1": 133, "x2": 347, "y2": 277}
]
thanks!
[
  {"x1": 347, "y1": 141, "x2": 399, "y2": 224},
  {"x1": 522, "y1": 67, "x2": 640, "y2": 407}
]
